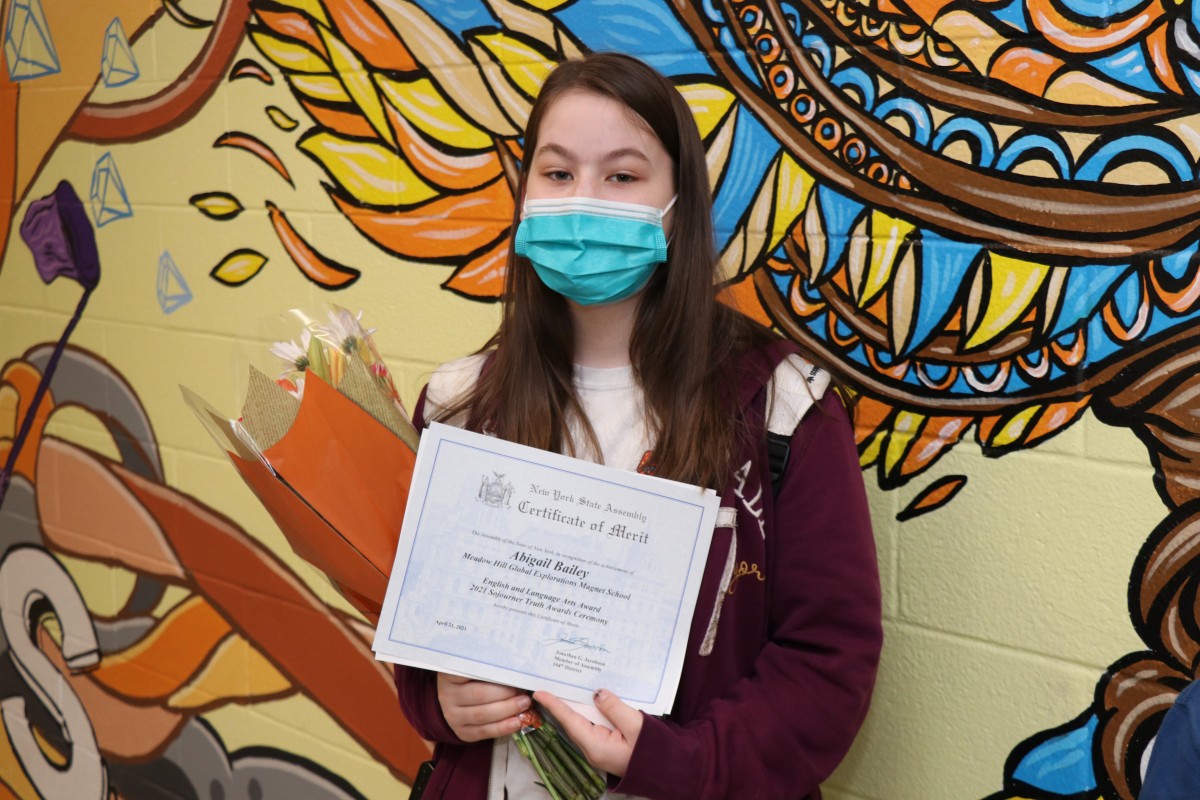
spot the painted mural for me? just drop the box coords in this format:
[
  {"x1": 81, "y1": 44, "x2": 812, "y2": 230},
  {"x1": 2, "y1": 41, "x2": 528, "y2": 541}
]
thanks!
[{"x1": 1, "y1": 0, "x2": 1198, "y2": 797}]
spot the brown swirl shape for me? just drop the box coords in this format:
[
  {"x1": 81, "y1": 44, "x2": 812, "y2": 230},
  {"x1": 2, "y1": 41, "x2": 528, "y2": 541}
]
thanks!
[
  {"x1": 678, "y1": 3, "x2": 1200, "y2": 796},
  {"x1": 788, "y1": 0, "x2": 1189, "y2": 129},
  {"x1": 1099, "y1": 656, "x2": 1191, "y2": 799},
  {"x1": 1093, "y1": 489, "x2": 1200, "y2": 797},
  {"x1": 674, "y1": 0, "x2": 1200, "y2": 258}
]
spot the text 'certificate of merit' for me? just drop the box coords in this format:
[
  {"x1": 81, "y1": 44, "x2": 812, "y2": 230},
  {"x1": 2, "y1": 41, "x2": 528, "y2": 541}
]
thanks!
[{"x1": 372, "y1": 423, "x2": 719, "y2": 715}]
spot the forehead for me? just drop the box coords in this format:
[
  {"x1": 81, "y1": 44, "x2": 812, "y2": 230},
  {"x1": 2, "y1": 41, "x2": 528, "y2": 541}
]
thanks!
[{"x1": 534, "y1": 90, "x2": 666, "y2": 158}]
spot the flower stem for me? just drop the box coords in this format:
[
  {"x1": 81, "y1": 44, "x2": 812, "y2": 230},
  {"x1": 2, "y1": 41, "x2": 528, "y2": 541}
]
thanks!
[
  {"x1": 515, "y1": 730, "x2": 569, "y2": 800},
  {"x1": 546, "y1": 731, "x2": 604, "y2": 795}
]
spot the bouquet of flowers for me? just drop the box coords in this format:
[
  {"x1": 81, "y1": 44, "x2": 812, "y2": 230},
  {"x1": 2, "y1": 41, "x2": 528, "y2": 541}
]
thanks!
[
  {"x1": 183, "y1": 306, "x2": 417, "y2": 622},
  {"x1": 183, "y1": 305, "x2": 603, "y2": 800}
]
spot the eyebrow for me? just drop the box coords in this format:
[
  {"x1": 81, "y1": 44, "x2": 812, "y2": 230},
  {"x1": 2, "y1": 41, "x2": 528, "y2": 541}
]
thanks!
[{"x1": 534, "y1": 143, "x2": 650, "y2": 163}]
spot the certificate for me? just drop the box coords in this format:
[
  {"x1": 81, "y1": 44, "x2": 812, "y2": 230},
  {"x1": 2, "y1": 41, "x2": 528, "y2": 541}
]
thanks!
[{"x1": 372, "y1": 423, "x2": 719, "y2": 715}]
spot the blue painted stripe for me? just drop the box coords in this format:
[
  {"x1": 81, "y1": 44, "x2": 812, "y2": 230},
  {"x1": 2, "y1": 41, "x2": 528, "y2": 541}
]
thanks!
[{"x1": 711, "y1": 109, "x2": 781, "y2": 251}]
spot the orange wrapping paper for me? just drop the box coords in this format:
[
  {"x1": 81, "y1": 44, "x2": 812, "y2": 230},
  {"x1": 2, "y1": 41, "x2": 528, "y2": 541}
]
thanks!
[{"x1": 223, "y1": 369, "x2": 417, "y2": 622}]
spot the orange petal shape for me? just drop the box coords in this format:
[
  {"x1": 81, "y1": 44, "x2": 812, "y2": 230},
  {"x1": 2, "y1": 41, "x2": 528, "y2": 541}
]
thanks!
[
  {"x1": 444, "y1": 240, "x2": 508, "y2": 300},
  {"x1": 789, "y1": 275, "x2": 826, "y2": 318},
  {"x1": 898, "y1": 0, "x2": 957, "y2": 25},
  {"x1": 865, "y1": 346, "x2": 911, "y2": 381},
  {"x1": 766, "y1": 256, "x2": 794, "y2": 275},
  {"x1": 885, "y1": 414, "x2": 970, "y2": 481},
  {"x1": 384, "y1": 101, "x2": 505, "y2": 191},
  {"x1": 1102, "y1": 275, "x2": 1150, "y2": 341},
  {"x1": 330, "y1": 177, "x2": 511, "y2": 260},
  {"x1": 1145, "y1": 22, "x2": 1182, "y2": 94},
  {"x1": 977, "y1": 398, "x2": 1090, "y2": 453},
  {"x1": 298, "y1": 98, "x2": 376, "y2": 138},
  {"x1": 253, "y1": 11, "x2": 329, "y2": 60},
  {"x1": 324, "y1": 0, "x2": 418, "y2": 72},
  {"x1": 267, "y1": 202, "x2": 361, "y2": 288},
  {"x1": 975, "y1": 413, "x2": 1002, "y2": 445},
  {"x1": 989, "y1": 47, "x2": 1063, "y2": 97},
  {"x1": 214, "y1": 132, "x2": 294, "y2": 185},
  {"x1": 1024, "y1": 398, "x2": 1090, "y2": 444},
  {"x1": 229, "y1": 57, "x2": 274, "y2": 84},
  {"x1": 1051, "y1": 330, "x2": 1086, "y2": 366},
  {"x1": 897, "y1": 475, "x2": 967, "y2": 521}
]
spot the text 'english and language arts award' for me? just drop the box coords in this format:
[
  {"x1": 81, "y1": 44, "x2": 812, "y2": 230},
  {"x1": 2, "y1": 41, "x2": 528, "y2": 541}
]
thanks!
[{"x1": 372, "y1": 423, "x2": 720, "y2": 717}]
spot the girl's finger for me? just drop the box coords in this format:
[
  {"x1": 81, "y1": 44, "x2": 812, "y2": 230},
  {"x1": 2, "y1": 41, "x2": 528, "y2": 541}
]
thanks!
[
  {"x1": 439, "y1": 674, "x2": 525, "y2": 706},
  {"x1": 532, "y1": 691, "x2": 601, "y2": 752},
  {"x1": 456, "y1": 693, "x2": 531, "y2": 726},
  {"x1": 456, "y1": 713, "x2": 527, "y2": 743},
  {"x1": 593, "y1": 689, "x2": 643, "y2": 742}
]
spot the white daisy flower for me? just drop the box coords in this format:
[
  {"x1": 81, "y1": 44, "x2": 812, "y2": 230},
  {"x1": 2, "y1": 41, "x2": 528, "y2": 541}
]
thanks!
[
  {"x1": 269, "y1": 329, "x2": 312, "y2": 376},
  {"x1": 320, "y1": 307, "x2": 376, "y2": 355}
]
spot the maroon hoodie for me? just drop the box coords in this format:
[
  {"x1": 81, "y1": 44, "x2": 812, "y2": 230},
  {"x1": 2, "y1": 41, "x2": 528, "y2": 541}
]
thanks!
[{"x1": 394, "y1": 340, "x2": 882, "y2": 799}]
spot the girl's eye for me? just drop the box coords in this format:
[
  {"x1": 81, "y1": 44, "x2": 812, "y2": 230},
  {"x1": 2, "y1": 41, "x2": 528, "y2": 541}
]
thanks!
[
  {"x1": 609, "y1": 173, "x2": 635, "y2": 184},
  {"x1": 545, "y1": 170, "x2": 571, "y2": 181}
]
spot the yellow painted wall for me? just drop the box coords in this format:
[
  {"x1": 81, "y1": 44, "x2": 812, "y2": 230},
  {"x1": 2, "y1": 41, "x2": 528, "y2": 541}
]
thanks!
[{"x1": 3, "y1": 0, "x2": 1198, "y2": 798}]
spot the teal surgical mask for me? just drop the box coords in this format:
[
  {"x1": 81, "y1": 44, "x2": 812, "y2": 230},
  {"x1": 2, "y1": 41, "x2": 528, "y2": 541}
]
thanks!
[{"x1": 514, "y1": 194, "x2": 678, "y2": 306}]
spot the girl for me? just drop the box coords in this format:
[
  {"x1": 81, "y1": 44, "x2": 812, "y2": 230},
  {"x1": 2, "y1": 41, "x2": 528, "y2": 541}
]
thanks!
[{"x1": 395, "y1": 52, "x2": 882, "y2": 800}]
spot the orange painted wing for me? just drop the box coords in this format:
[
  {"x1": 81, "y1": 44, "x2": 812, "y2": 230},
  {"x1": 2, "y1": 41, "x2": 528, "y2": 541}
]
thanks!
[
  {"x1": 105, "y1": 456, "x2": 428, "y2": 784},
  {"x1": 34, "y1": 437, "x2": 429, "y2": 782},
  {"x1": 331, "y1": 177, "x2": 511, "y2": 261}
]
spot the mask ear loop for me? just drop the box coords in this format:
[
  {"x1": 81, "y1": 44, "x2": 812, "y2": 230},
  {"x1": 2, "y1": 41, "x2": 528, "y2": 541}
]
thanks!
[
  {"x1": 662, "y1": 195, "x2": 679, "y2": 247},
  {"x1": 518, "y1": 186, "x2": 534, "y2": 221},
  {"x1": 660, "y1": 195, "x2": 679, "y2": 219}
]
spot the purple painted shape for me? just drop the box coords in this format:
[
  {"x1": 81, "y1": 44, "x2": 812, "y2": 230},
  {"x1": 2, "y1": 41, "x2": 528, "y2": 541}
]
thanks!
[
  {"x1": 20, "y1": 180, "x2": 100, "y2": 290},
  {"x1": 1, "y1": 181, "x2": 101, "y2": 510}
]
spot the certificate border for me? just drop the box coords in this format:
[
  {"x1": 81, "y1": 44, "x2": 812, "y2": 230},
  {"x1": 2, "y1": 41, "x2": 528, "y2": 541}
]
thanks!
[
  {"x1": 373, "y1": 424, "x2": 718, "y2": 713},
  {"x1": 386, "y1": 437, "x2": 710, "y2": 703}
]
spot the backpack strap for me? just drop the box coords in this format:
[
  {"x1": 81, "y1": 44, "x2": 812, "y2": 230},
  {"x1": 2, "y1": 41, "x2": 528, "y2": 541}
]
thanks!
[
  {"x1": 698, "y1": 352, "x2": 831, "y2": 657},
  {"x1": 764, "y1": 354, "x2": 830, "y2": 495},
  {"x1": 766, "y1": 432, "x2": 791, "y2": 498}
]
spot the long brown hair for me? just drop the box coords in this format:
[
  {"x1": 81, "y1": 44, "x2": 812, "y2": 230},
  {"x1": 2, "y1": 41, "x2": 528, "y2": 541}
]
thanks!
[{"x1": 440, "y1": 52, "x2": 775, "y2": 490}]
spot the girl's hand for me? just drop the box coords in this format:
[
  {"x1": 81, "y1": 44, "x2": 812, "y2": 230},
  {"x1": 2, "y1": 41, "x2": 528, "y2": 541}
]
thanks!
[
  {"x1": 534, "y1": 689, "x2": 643, "y2": 777},
  {"x1": 437, "y1": 673, "x2": 531, "y2": 742}
]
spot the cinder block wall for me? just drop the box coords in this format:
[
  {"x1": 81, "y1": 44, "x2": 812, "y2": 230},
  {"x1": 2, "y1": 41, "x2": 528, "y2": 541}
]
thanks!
[{"x1": 3, "y1": 1, "x2": 1195, "y2": 799}]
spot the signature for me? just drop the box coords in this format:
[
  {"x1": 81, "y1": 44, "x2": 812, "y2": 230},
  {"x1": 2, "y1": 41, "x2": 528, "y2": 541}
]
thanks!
[{"x1": 540, "y1": 633, "x2": 610, "y2": 654}]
